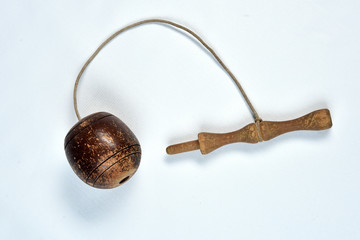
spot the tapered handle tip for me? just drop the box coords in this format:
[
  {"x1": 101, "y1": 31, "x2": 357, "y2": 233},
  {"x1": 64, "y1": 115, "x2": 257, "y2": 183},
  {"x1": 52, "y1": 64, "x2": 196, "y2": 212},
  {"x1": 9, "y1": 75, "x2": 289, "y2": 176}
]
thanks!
[{"x1": 166, "y1": 140, "x2": 200, "y2": 155}]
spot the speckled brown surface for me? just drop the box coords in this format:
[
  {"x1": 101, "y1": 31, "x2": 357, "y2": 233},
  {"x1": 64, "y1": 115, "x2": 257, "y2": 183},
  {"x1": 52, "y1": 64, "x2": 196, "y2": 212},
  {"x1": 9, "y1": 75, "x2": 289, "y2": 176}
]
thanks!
[{"x1": 64, "y1": 112, "x2": 141, "y2": 189}]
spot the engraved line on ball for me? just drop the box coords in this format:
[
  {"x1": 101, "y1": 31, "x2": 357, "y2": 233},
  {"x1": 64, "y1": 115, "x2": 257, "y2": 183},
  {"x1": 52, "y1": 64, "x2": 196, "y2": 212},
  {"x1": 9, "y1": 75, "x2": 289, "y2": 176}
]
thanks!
[
  {"x1": 85, "y1": 144, "x2": 140, "y2": 183},
  {"x1": 64, "y1": 114, "x2": 113, "y2": 149},
  {"x1": 92, "y1": 152, "x2": 141, "y2": 186}
]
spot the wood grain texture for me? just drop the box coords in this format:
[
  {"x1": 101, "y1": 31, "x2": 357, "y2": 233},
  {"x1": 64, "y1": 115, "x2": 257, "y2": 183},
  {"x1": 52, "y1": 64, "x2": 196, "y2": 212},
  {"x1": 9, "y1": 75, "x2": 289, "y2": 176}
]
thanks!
[
  {"x1": 166, "y1": 109, "x2": 332, "y2": 155},
  {"x1": 198, "y1": 123, "x2": 259, "y2": 154},
  {"x1": 64, "y1": 112, "x2": 141, "y2": 189},
  {"x1": 260, "y1": 109, "x2": 332, "y2": 141}
]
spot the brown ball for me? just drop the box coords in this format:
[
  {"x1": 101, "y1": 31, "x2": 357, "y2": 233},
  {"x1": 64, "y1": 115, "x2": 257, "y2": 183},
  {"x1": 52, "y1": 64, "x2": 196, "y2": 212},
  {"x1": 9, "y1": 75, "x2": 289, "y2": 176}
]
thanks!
[{"x1": 64, "y1": 112, "x2": 141, "y2": 189}]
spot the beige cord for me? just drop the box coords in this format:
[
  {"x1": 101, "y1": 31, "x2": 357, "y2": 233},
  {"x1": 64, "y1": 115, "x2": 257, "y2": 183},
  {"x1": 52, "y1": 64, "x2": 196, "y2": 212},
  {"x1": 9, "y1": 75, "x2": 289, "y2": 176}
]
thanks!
[{"x1": 73, "y1": 18, "x2": 261, "y2": 122}]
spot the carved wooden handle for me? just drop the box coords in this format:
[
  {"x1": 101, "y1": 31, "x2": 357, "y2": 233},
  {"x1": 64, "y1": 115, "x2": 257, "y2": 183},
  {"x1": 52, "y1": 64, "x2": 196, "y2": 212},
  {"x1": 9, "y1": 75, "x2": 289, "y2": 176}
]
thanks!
[{"x1": 166, "y1": 109, "x2": 332, "y2": 155}]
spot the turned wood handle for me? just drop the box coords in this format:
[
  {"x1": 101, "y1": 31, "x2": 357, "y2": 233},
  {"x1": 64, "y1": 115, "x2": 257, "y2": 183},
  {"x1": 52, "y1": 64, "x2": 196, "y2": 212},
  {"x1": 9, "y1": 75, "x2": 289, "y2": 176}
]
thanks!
[
  {"x1": 260, "y1": 108, "x2": 332, "y2": 141},
  {"x1": 197, "y1": 123, "x2": 259, "y2": 154},
  {"x1": 166, "y1": 109, "x2": 332, "y2": 155}
]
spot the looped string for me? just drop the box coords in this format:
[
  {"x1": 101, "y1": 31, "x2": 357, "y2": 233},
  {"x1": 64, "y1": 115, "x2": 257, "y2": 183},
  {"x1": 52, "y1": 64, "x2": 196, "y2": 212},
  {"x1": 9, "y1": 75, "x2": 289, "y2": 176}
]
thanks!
[{"x1": 73, "y1": 19, "x2": 261, "y2": 122}]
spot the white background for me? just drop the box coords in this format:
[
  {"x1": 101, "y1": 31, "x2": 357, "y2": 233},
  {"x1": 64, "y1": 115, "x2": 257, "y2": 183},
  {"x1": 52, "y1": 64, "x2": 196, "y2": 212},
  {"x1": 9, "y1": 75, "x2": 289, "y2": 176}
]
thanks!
[{"x1": 1, "y1": 0, "x2": 359, "y2": 239}]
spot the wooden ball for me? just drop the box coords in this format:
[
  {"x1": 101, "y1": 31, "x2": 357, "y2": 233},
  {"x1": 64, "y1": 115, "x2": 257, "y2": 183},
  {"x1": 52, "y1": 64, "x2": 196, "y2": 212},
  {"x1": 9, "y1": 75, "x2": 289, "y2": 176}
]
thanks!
[{"x1": 64, "y1": 112, "x2": 141, "y2": 189}]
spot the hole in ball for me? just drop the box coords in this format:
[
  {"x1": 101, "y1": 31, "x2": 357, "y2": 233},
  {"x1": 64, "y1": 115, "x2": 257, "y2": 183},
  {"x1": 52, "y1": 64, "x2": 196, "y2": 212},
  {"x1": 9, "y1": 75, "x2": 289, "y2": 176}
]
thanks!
[{"x1": 119, "y1": 176, "x2": 130, "y2": 184}]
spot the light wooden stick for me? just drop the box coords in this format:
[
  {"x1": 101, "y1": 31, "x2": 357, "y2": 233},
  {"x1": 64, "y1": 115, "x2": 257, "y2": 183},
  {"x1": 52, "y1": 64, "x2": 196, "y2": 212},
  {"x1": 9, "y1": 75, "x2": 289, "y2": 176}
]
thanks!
[{"x1": 166, "y1": 109, "x2": 332, "y2": 155}]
